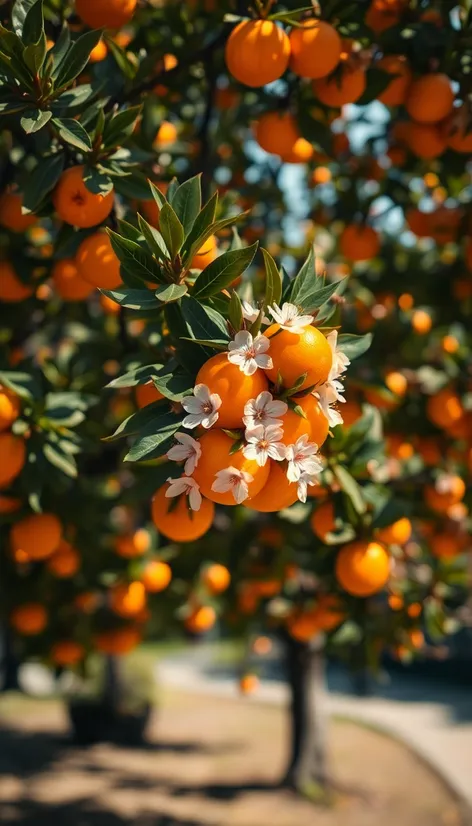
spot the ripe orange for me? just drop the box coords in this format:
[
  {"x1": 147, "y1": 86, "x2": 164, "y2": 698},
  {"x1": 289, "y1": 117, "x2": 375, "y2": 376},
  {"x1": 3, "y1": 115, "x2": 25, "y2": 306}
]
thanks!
[
  {"x1": 265, "y1": 325, "x2": 332, "y2": 392},
  {"x1": 313, "y1": 67, "x2": 366, "y2": 107},
  {"x1": 185, "y1": 605, "x2": 216, "y2": 633},
  {"x1": 76, "y1": 231, "x2": 121, "y2": 289},
  {"x1": 193, "y1": 429, "x2": 270, "y2": 505},
  {"x1": 411, "y1": 309, "x2": 432, "y2": 334},
  {"x1": 430, "y1": 533, "x2": 462, "y2": 560},
  {"x1": 52, "y1": 259, "x2": 95, "y2": 301},
  {"x1": 312, "y1": 167, "x2": 332, "y2": 185},
  {"x1": 154, "y1": 120, "x2": 178, "y2": 147},
  {"x1": 279, "y1": 394, "x2": 329, "y2": 447},
  {"x1": 225, "y1": 20, "x2": 290, "y2": 88},
  {"x1": 11, "y1": 513, "x2": 62, "y2": 561},
  {"x1": 427, "y1": 388, "x2": 463, "y2": 429},
  {"x1": 406, "y1": 122, "x2": 447, "y2": 159},
  {"x1": 254, "y1": 112, "x2": 300, "y2": 158},
  {"x1": 0, "y1": 261, "x2": 34, "y2": 302},
  {"x1": 342, "y1": 399, "x2": 363, "y2": 427},
  {"x1": 11, "y1": 603, "x2": 47, "y2": 635},
  {"x1": 445, "y1": 105, "x2": 472, "y2": 153},
  {"x1": 50, "y1": 640, "x2": 85, "y2": 666},
  {"x1": 47, "y1": 540, "x2": 81, "y2": 577},
  {"x1": 288, "y1": 596, "x2": 345, "y2": 642},
  {"x1": 366, "y1": 0, "x2": 405, "y2": 33},
  {"x1": 340, "y1": 225, "x2": 380, "y2": 262},
  {"x1": 100, "y1": 293, "x2": 121, "y2": 315},
  {"x1": 405, "y1": 74, "x2": 454, "y2": 124},
  {"x1": 151, "y1": 482, "x2": 214, "y2": 541},
  {"x1": 141, "y1": 560, "x2": 172, "y2": 592},
  {"x1": 0, "y1": 191, "x2": 36, "y2": 232},
  {"x1": 245, "y1": 460, "x2": 298, "y2": 512},
  {"x1": 89, "y1": 40, "x2": 108, "y2": 62},
  {"x1": 0, "y1": 385, "x2": 20, "y2": 432},
  {"x1": 94, "y1": 626, "x2": 141, "y2": 655},
  {"x1": 111, "y1": 581, "x2": 146, "y2": 618},
  {"x1": 283, "y1": 137, "x2": 314, "y2": 164},
  {"x1": 0, "y1": 433, "x2": 26, "y2": 487},
  {"x1": 195, "y1": 352, "x2": 268, "y2": 429},
  {"x1": 202, "y1": 563, "x2": 231, "y2": 594},
  {"x1": 376, "y1": 517, "x2": 412, "y2": 546},
  {"x1": 336, "y1": 541, "x2": 390, "y2": 597},
  {"x1": 0, "y1": 494, "x2": 21, "y2": 514},
  {"x1": 135, "y1": 382, "x2": 164, "y2": 408},
  {"x1": 116, "y1": 528, "x2": 151, "y2": 558},
  {"x1": 289, "y1": 20, "x2": 341, "y2": 79},
  {"x1": 75, "y1": 0, "x2": 136, "y2": 29},
  {"x1": 53, "y1": 166, "x2": 114, "y2": 228},
  {"x1": 388, "y1": 594, "x2": 404, "y2": 611},
  {"x1": 385, "y1": 371, "x2": 407, "y2": 396},
  {"x1": 310, "y1": 500, "x2": 335, "y2": 541},
  {"x1": 239, "y1": 673, "x2": 259, "y2": 694},
  {"x1": 190, "y1": 235, "x2": 217, "y2": 269},
  {"x1": 377, "y1": 55, "x2": 412, "y2": 107},
  {"x1": 424, "y1": 477, "x2": 465, "y2": 513},
  {"x1": 75, "y1": 592, "x2": 99, "y2": 613}
]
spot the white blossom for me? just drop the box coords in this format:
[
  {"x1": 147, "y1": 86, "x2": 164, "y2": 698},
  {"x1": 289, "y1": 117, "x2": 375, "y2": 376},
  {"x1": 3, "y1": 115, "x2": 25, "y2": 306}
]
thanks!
[
  {"x1": 316, "y1": 379, "x2": 345, "y2": 428},
  {"x1": 166, "y1": 433, "x2": 202, "y2": 475},
  {"x1": 285, "y1": 435, "x2": 323, "y2": 483},
  {"x1": 227, "y1": 331, "x2": 272, "y2": 376},
  {"x1": 165, "y1": 476, "x2": 202, "y2": 511},
  {"x1": 241, "y1": 300, "x2": 270, "y2": 325},
  {"x1": 297, "y1": 471, "x2": 320, "y2": 503},
  {"x1": 243, "y1": 424, "x2": 286, "y2": 467},
  {"x1": 326, "y1": 330, "x2": 350, "y2": 380},
  {"x1": 211, "y1": 466, "x2": 253, "y2": 504},
  {"x1": 182, "y1": 384, "x2": 221, "y2": 430},
  {"x1": 268, "y1": 302, "x2": 313, "y2": 334},
  {"x1": 243, "y1": 391, "x2": 288, "y2": 429}
]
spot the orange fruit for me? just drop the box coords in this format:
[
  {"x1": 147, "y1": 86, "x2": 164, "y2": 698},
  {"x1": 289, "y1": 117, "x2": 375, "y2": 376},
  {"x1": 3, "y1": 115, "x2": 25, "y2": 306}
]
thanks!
[
  {"x1": 47, "y1": 540, "x2": 81, "y2": 577},
  {"x1": 406, "y1": 122, "x2": 447, "y2": 159},
  {"x1": 185, "y1": 605, "x2": 216, "y2": 633},
  {"x1": 135, "y1": 382, "x2": 164, "y2": 408},
  {"x1": 385, "y1": 371, "x2": 407, "y2": 396},
  {"x1": 445, "y1": 105, "x2": 472, "y2": 153},
  {"x1": 154, "y1": 121, "x2": 178, "y2": 147},
  {"x1": 377, "y1": 55, "x2": 412, "y2": 107},
  {"x1": 283, "y1": 137, "x2": 314, "y2": 164},
  {"x1": 202, "y1": 563, "x2": 231, "y2": 594},
  {"x1": 366, "y1": 0, "x2": 405, "y2": 33},
  {"x1": 75, "y1": 592, "x2": 99, "y2": 613},
  {"x1": 0, "y1": 191, "x2": 36, "y2": 232},
  {"x1": 289, "y1": 19, "x2": 341, "y2": 79},
  {"x1": 254, "y1": 112, "x2": 300, "y2": 158},
  {"x1": 388, "y1": 594, "x2": 404, "y2": 611},
  {"x1": 190, "y1": 235, "x2": 217, "y2": 269},
  {"x1": 239, "y1": 673, "x2": 259, "y2": 694},
  {"x1": 424, "y1": 477, "x2": 465, "y2": 513},
  {"x1": 376, "y1": 517, "x2": 412, "y2": 546},
  {"x1": 312, "y1": 167, "x2": 332, "y2": 185},
  {"x1": 0, "y1": 433, "x2": 26, "y2": 487},
  {"x1": 279, "y1": 394, "x2": 329, "y2": 447},
  {"x1": 225, "y1": 20, "x2": 290, "y2": 88},
  {"x1": 342, "y1": 399, "x2": 363, "y2": 427},
  {"x1": 340, "y1": 224, "x2": 380, "y2": 262},
  {"x1": 405, "y1": 74, "x2": 454, "y2": 124},
  {"x1": 0, "y1": 494, "x2": 21, "y2": 514},
  {"x1": 151, "y1": 482, "x2": 214, "y2": 541},
  {"x1": 111, "y1": 581, "x2": 146, "y2": 618},
  {"x1": 265, "y1": 325, "x2": 332, "y2": 391},
  {"x1": 411, "y1": 309, "x2": 432, "y2": 334},
  {"x1": 76, "y1": 231, "x2": 121, "y2": 289},
  {"x1": 89, "y1": 39, "x2": 108, "y2": 62},
  {"x1": 427, "y1": 388, "x2": 463, "y2": 429},
  {"x1": 245, "y1": 460, "x2": 298, "y2": 512},
  {"x1": 94, "y1": 626, "x2": 141, "y2": 655},
  {"x1": 193, "y1": 429, "x2": 270, "y2": 505},
  {"x1": 407, "y1": 603, "x2": 422, "y2": 619},
  {"x1": 100, "y1": 293, "x2": 120, "y2": 315},
  {"x1": 50, "y1": 640, "x2": 85, "y2": 666},
  {"x1": 0, "y1": 385, "x2": 20, "y2": 432},
  {"x1": 430, "y1": 533, "x2": 462, "y2": 560},
  {"x1": 75, "y1": 0, "x2": 136, "y2": 29},
  {"x1": 0, "y1": 261, "x2": 34, "y2": 302},
  {"x1": 116, "y1": 528, "x2": 151, "y2": 558},
  {"x1": 288, "y1": 596, "x2": 344, "y2": 641},
  {"x1": 310, "y1": 500, "x2": 335, "y2": 541},
  {"x1": 11, "y1": 513, "x2": 62, "y2": 561},
  {"x1": 53, "y1": 165, "x2": 114, "y2": 228},
  {"x1": 141, "y1": 560, "x2": 172, "y2": 592},
  {"x1": 313, "y1": 67, "x2": 366, "y2": 107},
  {"x1": 10, "y1": 603, "x2": 47, "y2": 635},
  {"x1": 406, "y1": 208, "x2": 431, "y2": 237},
  {"x1": 195, "y1": 352, "x2": 268, "y2": 429},
  {"x1": 336, "y1": 540, "x2": 390, "y2": 597},
  {"x1": 416, "y1": 437, "x2": 442, "y2": 466},
  {"x1": 52, "y1": 259, "x2": 95, "y2": 301}
]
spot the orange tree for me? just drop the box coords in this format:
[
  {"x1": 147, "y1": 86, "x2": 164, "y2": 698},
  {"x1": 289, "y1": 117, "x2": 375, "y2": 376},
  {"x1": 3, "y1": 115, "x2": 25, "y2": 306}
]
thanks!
[{"x1": 0, "y1": 0, "x2": 471, "y2": 792}]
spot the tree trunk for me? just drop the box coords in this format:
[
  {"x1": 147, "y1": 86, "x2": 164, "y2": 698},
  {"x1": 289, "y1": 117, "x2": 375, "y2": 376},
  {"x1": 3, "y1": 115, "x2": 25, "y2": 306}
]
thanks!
[
  {"x1": 103, "y1": 654, "x2": 122, "y2": 712},
  {"x1": 1, "y1": 626, "x2": 20, "y2": 692},
  {"x1": 283, "y1": 634, "x2": 330, "y2": 797}
]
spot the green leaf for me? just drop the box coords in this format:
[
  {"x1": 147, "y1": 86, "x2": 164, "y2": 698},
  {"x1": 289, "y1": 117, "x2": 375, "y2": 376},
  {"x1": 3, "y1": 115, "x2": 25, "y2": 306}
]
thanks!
[
  {"x1": 104, "y1": 401, "x2": 168, "y2": 442},
  {"x1": 107, "y1": 229, "x2": 165, "y2": 285},
  {"x1": 106, "y1": 363, "x2": 164, "y2": 389},
  {"x1": 103, "y1": 105, "x2": 142, "y2": 149},
  {"x1": 170, "y1": 174, "x2": 202, "y2": 235},
  {"x1": 54, "y1": 29, "x2": 102, "y2": 90},
  {"x1": 356, "y1": 68, "x2": 393, "y2": 106},
  {"x1": 22, "y1": 0, "x2": 43, "y2": 45},
  {"x1": 137, "y1": 213, "x2": 169, "y2": 261},
  {"x1": 0, "y1": 370, "x2": 41, "y2": 401},
  {"x1": 181, "y1": 191, "x2": 218, "y2": 261},
  {"x1": 49, "y1": 24, "x2": 70, "y2": 78},
  {"x1": 82, "y1": 166, "x2": 113, "y2": 195},
  {"x1": 22, "y1": 37, "x2": 47, "y2": 74},
  {"x1": 180, "y1": 296, "x2": 229, "y2": 343},
  {"x1": 159, "y1": 203, "x2": 184, "y2": 258},
  {"x1": 106, "y1": 36, "x2": 137, "y2": 80},
  {"x1": 20, "y1": 108, "x2": 52, "y2": 134},
  {"x1": 262, "y1": 247, "x2": 282, "y2": 309},
  {"x1": 12, "y1": 0, "x2": 37, "y2": 36},
  {"x1": 155, "y1": 283, "x2": 188, "y2": 303},
  {"x1": 44, "y1": 440, "x2": 77, "y2": 478},
  {"x1": 22, "y1": 153, "x2": 65, "y2": 212},
  {"x1": 192, "y1": 243, "x2": 258, "y2": 300},
  {"x1": 228, "y1": 290, "x2": 243, "y2": 331},
  {"x1": 51, "y1": 117, "x2": 92, "y2": 152},
  {"x1": 149, "y1": 180, "x2": 168, "y2": 210},
  {"x1": 152, "y1": 371, "x2": 193, "y2": 402},
  {"x1": 124, "y1": 412, "x2": 183, "y2": 462},
  {"x1": 337, "y1": 333, "x2": 372, "y2": 360},
  {"x1": 333, "y1": 465, "x2": 366, "y2": 514},
  {"x1": 101, "y1": 287, "x2": 160, "y2": 310}
]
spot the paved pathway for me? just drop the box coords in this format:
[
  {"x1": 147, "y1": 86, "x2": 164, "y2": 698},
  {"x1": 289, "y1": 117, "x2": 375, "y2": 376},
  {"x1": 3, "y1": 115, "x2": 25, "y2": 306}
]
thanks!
[{"x1": 158, "y1": 656, "x2": 472, "y2": 809}]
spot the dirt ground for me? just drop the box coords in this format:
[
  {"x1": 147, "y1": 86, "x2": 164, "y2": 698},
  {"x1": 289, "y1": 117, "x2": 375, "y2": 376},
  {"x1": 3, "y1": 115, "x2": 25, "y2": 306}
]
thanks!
[{"x1": 0, "y1": 688, "x2": 468, "y2": 826}]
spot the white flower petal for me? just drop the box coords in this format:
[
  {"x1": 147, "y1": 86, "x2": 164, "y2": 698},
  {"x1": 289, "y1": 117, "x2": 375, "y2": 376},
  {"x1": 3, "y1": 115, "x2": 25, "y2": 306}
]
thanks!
[
  {"x1": 233, "y1": 478, "x2": 250, "y2": 503},
  {"x1": 189, "y1": 486, "x2": 202, "y2": 511}
]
